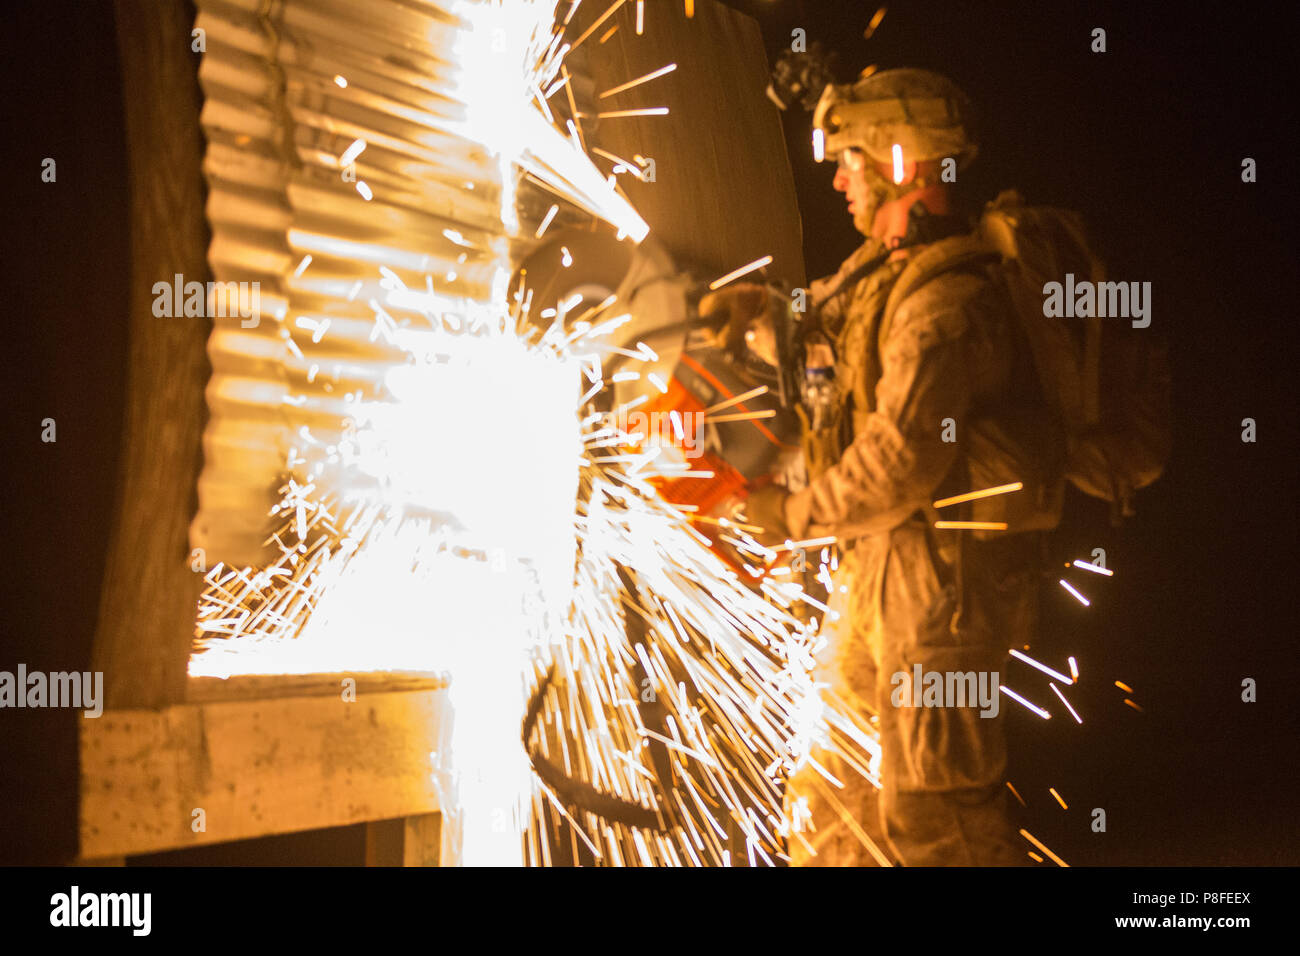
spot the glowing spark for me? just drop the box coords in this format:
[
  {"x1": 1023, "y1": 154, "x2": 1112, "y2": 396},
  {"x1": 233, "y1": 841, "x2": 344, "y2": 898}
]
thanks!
[
  {"x1": 705, "y1": 409, "x2": 777, "y2": 424},
  {"x1": 1058, "y1": 579, "x2": 1091, "y2": 606},
  {"x1": 333, "y1": 74, "x2": 347, "y2": 88},
  {"x1": 1000, "y1": 686, "x2": 1051, "y2": 719},
  {"x1": 561, "y1": 246, "x2": 573, "y2": 267},
  {"x1": 569, "y1": 0, "x2": 627, "y2": 52},
  {"x1": 685, "y1": 0, "x2": 694, "y2": 17},
  {"x1": 590, "y1": 107, "x2": 670, "y2": 119},
  {"x1": 864, "y1": 6, "x2": 887, "y2": 39},
  {"x1": 192, "y1": 0, "x2": 884, "y2": 868},
  {"x1": 535, "y1": 204, "x2": 560, "y2": 238},
  {"x1": 1028, "y1": 851, "x2": 1044, "y2": 863},
  {"x1": 1049, "y1": 787, "x2": 1068, "y2": 810},
  {"x1": 1115, "y1": 680, "x2": 1133, "y2": 693},
  {"x1": 812, "y1": 128, "x2": 825, "y2": 162},
  {"x1": 1049, "y1": 682, "x2": 1083, "y2": 724},
  {"x1": 635, "y1": 0, "x2": 644, "y2": 34},
  {"x1": 600, "y1": 63, "x2": 677, "y2": 99},
  {"x1": 710, "y1": 255, "x2": 773, "y2": 290},
  {"x1": 339, "y1": 138, "x2": 366, "y2": 167},
  {"x1": 703, "y1": 385, "x2": 769, "y2": 415},
  {"x1": 1020, "y1": 828, "x2": 1069, "y2": 867},
  {"x1": 599, "y1": 24, "x2": 619, "y2": 43},
  {"x1": 772, "y1": 536, "x2": 837, "y2": 553},
  {"x1": 934, "y1": 520, "x2": 1008, "y2": 531},
  {"x1": 591, "y1": 147, "x2": 650, "y2": 181},
  {"x1": 933, "y1": 481, "x2": 1023, "y2": 509},
  {"x1": 292, "y1": 255, "x2": 312, "y2": 279},
  {"x1": 441, "y1": 229, "x2": 473, "y2": 248},
  {"x1": 1008, "y1": 648, "x2": 1073, "y2": 685},
  {"x1": 1068, "y1": 656, "x2": 1079, "y2": 680},
  {"x1": 1072, "y1": 559, "x2": 1113, "y2": 576},
  {"x1": 892, "y1": 143, "x2": 904, "y2": 184},
  {"x1": 1006, "y1": 781, "x2": 1027, "y2": 807},
  {"x1": 1124, "y1": 699, "x2": 1144, "y2": 713},
  {"x1": 355, "y1": 181, "x2": 373, "y2": 201}
]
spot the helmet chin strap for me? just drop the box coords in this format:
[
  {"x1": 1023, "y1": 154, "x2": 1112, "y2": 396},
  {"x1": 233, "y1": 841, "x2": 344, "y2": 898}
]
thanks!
[{"x1": 852, "y1": 165, "x2": 916, "y2": 236}]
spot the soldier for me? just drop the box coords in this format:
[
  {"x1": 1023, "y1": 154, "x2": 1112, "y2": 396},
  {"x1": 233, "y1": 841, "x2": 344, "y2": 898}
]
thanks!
[{"x1": 710, "y1": 69, "x2": 1044, "y2": 865}]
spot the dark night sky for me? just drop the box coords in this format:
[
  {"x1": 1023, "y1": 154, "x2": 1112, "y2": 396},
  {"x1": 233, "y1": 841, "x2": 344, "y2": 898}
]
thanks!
[{"x1": 3, "y1": 0, "x2": 1295, "y2": 865}]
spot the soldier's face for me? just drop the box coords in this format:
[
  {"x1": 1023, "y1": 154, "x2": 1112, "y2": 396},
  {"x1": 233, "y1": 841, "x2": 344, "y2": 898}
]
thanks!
[
  {"x1": 833, "y1": 156, "x2": 881, "y2": 236},
  {"x1": 834, "y1": 149, "x2": 907, "y2": 236}
]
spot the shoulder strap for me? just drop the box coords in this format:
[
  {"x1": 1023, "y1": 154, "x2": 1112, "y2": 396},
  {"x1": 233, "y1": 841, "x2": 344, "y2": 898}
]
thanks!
[{"x1": 879, "y1": 234, "x2": 1000, "y2": 347}]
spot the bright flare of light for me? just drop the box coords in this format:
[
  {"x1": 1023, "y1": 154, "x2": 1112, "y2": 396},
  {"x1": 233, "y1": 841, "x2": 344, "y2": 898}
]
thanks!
[
  {"x1": 1059, "y1": 578, "x2": 1091, "y2": 606},
  {"x1": 1020, "y1": 828, "x2": 1069, "y2": 867},
  {"x1": 710, "y1": 255, "x2": 774, "y2": 291},
  {"x1": 191, "y1": 0, "x2": 883, "y2": 867},
  {"x1": 1000, "y1": 685, "x2": 1051, "y2": 719},
  {"x1": 1050, "y1": 682, "x2": 1083, "y2": 724},
  {"x1": 933, "y1": 481, "x2": 1022, "y2": 509},
  {"x1": 1009, "y1": 648, "x2": 1074, "y2": 685},
  {"x1": 599, "y1": 63, "x2": 677, "y2": 99}
]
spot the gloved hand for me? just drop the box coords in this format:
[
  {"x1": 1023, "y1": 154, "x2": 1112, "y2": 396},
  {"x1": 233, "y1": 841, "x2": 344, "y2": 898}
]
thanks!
[
  {"x1": 698, "y1": 282, "x2": 771, "y2": 357},
  {"x1": 744, "y1": 484, "x2": 792, "y2": 546}
]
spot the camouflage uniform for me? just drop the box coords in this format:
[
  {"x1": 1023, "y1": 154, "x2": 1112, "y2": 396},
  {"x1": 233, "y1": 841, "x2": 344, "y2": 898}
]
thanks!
[{"x1": 785, "y1": 235, "x2": 1038, "y2": 867}]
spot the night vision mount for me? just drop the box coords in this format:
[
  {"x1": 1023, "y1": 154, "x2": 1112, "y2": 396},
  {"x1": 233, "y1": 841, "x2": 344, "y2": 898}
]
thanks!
[{"x1": 766, "y1": 42, "x2": 838, "y2": 112}]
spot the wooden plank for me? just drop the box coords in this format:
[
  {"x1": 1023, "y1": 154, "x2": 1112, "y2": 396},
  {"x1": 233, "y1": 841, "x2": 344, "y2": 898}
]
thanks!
[
  {"x1": 364, "y1": 818, "x2": 405, "y2": 866},
  {"x1": 578, "y1": 0, "x2": 806, "y2": 286},
  {"x1": 94, "y1": 0, "x2": 213, "y2": 708},
  {"x1": 364, "y1": 813, "x2": 442, "y2": 866},
  {"x1": 80, "y1": 688, "x2": 450, "y2": 859},
  {"x1": 186, "y1": 671, "x2": 447, "y2": 704}
]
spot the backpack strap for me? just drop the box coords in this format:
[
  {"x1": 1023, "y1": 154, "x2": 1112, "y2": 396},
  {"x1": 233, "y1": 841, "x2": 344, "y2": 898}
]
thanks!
[{"x1": 879, "y1": 234, "x2": 1000, "y2": 347}]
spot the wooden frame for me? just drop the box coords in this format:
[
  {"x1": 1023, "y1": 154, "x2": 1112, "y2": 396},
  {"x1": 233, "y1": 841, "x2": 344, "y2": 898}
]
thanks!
[
  {"x1": 86, "y1": 0, "x2": 453, "y2": 865},
  {"x1": 80, "y1": 682, "x2": 452, "y2": 863}
]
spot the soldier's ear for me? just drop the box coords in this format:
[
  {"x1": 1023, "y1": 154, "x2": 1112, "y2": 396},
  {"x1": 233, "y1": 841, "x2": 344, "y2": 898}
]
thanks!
[{"x1": 883, "y1": 158, "x2": 920, "y2": 186}]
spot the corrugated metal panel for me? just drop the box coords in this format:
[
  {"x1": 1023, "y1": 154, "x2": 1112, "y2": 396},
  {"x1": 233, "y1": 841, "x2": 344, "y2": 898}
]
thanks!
[
  {"x1": 189, "y1": 0, "x2": 629, "y2": 565},
  {"x1": 191, "y1": 0, "x2": 502, "y2": 565}
]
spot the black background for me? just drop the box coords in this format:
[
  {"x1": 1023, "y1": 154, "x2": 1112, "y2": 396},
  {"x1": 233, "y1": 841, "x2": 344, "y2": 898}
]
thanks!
[{"x1": 2, "y1": 0, "x2": 1295, "y2": 867}]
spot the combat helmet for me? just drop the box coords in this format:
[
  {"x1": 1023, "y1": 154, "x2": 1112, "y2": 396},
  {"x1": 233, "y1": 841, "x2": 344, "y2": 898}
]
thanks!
[{"x1": 813, "y1": 68, "x2": 978, "y2": 173}]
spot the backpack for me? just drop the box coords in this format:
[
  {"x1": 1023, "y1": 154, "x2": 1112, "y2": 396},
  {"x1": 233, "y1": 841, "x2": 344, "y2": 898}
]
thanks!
[{"x1": 880, "y1": 190, "x2": 1171, "y2": 530}]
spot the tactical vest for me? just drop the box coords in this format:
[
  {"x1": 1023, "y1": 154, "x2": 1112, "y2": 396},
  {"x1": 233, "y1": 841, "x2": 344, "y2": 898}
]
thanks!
[{"x1": 812, "y1": 238, "x2": 1063, "y2": 539}]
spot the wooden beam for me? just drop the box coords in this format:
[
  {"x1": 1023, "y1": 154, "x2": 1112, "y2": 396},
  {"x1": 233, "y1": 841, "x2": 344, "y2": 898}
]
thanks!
[
  {"x1": 80, "y1": 688, "x2": 450, "y2": 859},
  {"x1": 364, "y1": 814, "x2": 443, "y2": 866},
  {"x1": 186, "y1": 671, "x2": 446, "y2": 704},
  {"x1": 95, "y1": 0, "x2": 213, "y2": 708}
]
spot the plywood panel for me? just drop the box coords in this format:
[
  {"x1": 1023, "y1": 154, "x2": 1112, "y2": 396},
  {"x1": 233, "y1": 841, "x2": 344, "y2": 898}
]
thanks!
[
  {"x1": 577, "y1": 0, "x2": 806, "y2": 286},
  {"x1": 80, "y1": 688, "x2": 450, "y2": 858}
]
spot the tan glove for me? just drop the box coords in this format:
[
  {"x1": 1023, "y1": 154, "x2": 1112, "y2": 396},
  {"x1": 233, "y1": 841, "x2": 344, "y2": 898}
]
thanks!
[
  {"x1": 698, "y1": 282, "x2": 771, "y2": 357},
  {"x1": 744, "y1": 484, "x2": 791, "y2": 546}
]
